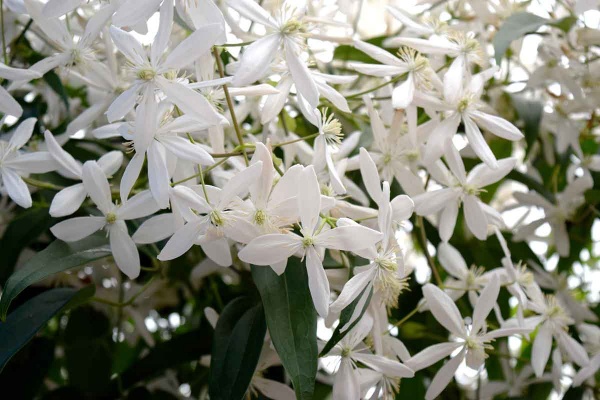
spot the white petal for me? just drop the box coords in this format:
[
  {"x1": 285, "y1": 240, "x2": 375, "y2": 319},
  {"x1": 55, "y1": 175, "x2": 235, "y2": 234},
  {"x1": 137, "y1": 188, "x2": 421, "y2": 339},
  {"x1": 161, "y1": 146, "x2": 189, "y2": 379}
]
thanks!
[
  {"x1": 156, "y1": 77, "x2": 224, "y2": 125},
  {"x1": 109, "y1": 223, "x2": 140, "y2": 279},
  {"x1": 333, "y1": 359, "x2": 360, "y2": 400},
  {"x1": 159, "y1": 135, "x2": 214, "y2": 165},
  {"x1": 352, "y1": 353, "x2": 414, "y2": 378},
  {"x1": 5, "y1": 152, "x2": 58, "y2": 173},
  {"x1": 463, "y1": 115, "x2": 498, "y2": 169},
  {"x1": 109, "y1": 26, "x2": 147, "y2": 65},
  {"x1": 1, "y1": 168, "x2": 31, "y2": 208},
  {"x1": 463, "y1": 195, "x2": 488, "y2": 240},
  {"x1": 405, "y1": 342, "x2": 463, "y2": 371},
  {"x1": 438, "y1": 198, "x2": 459, "y2": 242},
  {"x1": 329, "y1": 268, "x2": 376, "y2": 314},
  {"x1": 532, "y1": 323, "x2": 554, "y2": 378},
  {"x1": 82, "y1": 161, "x2": 113, "y2": 214},
  {"x1": 423, "y1": 114, "x2": 461, "y2": 164},
  {"x1": 44, "y1": 130, "x2": 82, "y2": 178},
  {"x1": 106, "y1": 86, "x2": 139, "y2": 122},
  {"x1": 316, "y1": 225, "x2": 382, "y2": 252},
  {"x1": 437, "y1": 242, "x2": 468, "y2": 280},
  {"x1": 471, "y1": 276, "x2": 500, "y2": 333},
  {"x1": 227, "y1": 0, "x2": 277, "y2": 28},
  {"x1": 425, "y1": 348, "x2": 466, "y2": 400},
  {"x1": 201, "y1": 237, "x2": 232, "y2": 267},
  {"x1": 392, "y1": 74, "x2": 415, "y2": 109},
  {"x1": 151, "y1": 0, "x2": 173, "y2": 65},
  {"x1": 98, "y1": 151, "x2": 124, "y2": 177},
  {"x1": 261, "y1": 77, "x2": 293, "y2": 123},
  {"x1": 305, "y1": 245, "x2": 330, "y2": 318},
  {"x1": 50, "y1": 216, "x2": 106, "y2": 242},
  {"x1": 353, "y1": 40, "x2": 404, "y2": 67},
  {"x1": 217, "y1": 161, "x2": 262, "y2": 209},
  {"x1": 157, "y1": 218, "x2": 206, "y2": 260},
  {"x1": 118, "y1": 190, "x2": 159, "y2": 220},
  {"x1": 238, "y1": 233, "x2": 301, "y2": 265},
  {"x1": 359, "y1": 148, "x2": 382, "y2": 203},
  {"x1": 132, "y1": 214, "x2": 175, "y2": 244},
  {"x1": 0, "y1": 85, "x2": 23, "y2": 117},
  {"x1": 422, "y1": 283, "x2": 467, "y2": 337},
  {"x1": 253, "y1": 377, "x2": 295, "y2": 400},
  {"x1": 112, "y1": 0, "x2": 162, "y2": 29},
  {"x1": 9, "y1": 117, "x2": 37, "y2": 150},
  {"x1": 413, "y1": 188, "x2": 458, "y2": 216},
  {"x1": 147, "y1": 142, "x2": 171, "y2": 209},
  {"x1": 231, "y1": 35, "x2": 280, "y2": 86},
  {"x1": 350, "y1": 63, "x2": 406, "y2": 77},
  {"x1": 49, "y1": 183, "x2": 87, "y2": 217},
  {"x1": 163, "y1": 23, "x2": 224, "y2": 69},
  {"x1": 0, "y1": 63, "x2": 42, "y2": 81},
  {"x1": 120, "y1": 152, "x2": 145, "y2": 203},
  {"x1": 443, "y1": 56, "x2": 465, "y2": 105},
  {"x1": 390, "y1": 195, "x2": 414, "y2": 221},
  {"x1": 467, "y1": 157, "x2": 516, "y2": 188},
  {"x1": 470, "y1": 110, "x2": 524, "y2": 141},
  {"x1": 285, "y1": 42, "x2": 319, "y2": 108}
]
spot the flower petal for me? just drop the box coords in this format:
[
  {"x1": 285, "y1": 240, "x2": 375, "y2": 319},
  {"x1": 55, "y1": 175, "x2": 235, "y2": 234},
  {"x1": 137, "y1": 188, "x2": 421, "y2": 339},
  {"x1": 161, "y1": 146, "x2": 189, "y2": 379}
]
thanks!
[
  {"x1": 305, "y1": 245, "x2": 330, "y2": 318},
  {"x1": 422, "y1": 283, "x2": 467, "y2": 337},
  {"x1": 51, "y1": 216, "x2": 106, "y2": 242}
]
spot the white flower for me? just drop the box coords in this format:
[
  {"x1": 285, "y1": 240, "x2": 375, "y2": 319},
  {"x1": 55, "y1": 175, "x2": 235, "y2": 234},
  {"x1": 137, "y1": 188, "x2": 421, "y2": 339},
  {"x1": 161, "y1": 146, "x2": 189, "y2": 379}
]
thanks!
[
  {"x1": 414, "y1": 153, "x2": 515, "y2": 241},
  {"x1": 157, "y1": 161, "x2": 264, "y2": 265},
  {"x1": 106, "y1": 0, "x2": 225, "y2": 123},
  {"x1": 239, "y1": 165, "x2": 383, "y2": 317},
  {"x1": 406, "y1": 277, "x2": 531, "y2": 400},
  {"x1": 413, "y1": 67, "x2": 523, "y2": 168},
  {"x1": 326, "y1": 314, "x2": 414, "y2": 400},
  {"x1": 0, "y1": 118, "x2": 57, "y2": 208},
  {"x1": 50, "y1": 161, "x2": 159, "y2": 279}
]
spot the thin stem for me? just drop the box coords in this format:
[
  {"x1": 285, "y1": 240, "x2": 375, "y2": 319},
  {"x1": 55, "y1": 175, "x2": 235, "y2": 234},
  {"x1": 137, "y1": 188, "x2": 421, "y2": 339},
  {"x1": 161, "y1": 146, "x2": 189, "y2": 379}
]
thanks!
[
  {"x1": 416, "y1": 215, "x2": 443, "y2": 285},
  {"x1": 272, "y1": 133, "x2": 319, "y2": 148},
  {"x1": 0, "y1": 0, "x2": 8, "y2": 64},
  {"x1": 219, "y1": 41, "x2": 254, "y2": 47},
  {"x1": 346, "y1": 74, "x2": 403, "y2": 99},
  {"x1": 212, "y1": 47, "x2": 249, "y2": 166},
  {"x1": 393, "y1": 305, "x2": 420, "y2": 328},
  {"x1": 9, "y1": 19, "x2": 32, "y2": 64},
  {"x1": 22, "y1": 177, "x2": 64, "y2": 191},
  {"x1": 171, "y1": 157, "x2": 228, "y2": 186}
]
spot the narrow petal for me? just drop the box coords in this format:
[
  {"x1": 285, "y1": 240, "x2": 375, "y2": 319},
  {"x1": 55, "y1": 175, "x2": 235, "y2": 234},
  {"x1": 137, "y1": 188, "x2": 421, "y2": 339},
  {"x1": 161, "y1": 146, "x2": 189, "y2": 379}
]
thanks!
[
  {"x1": 329, "y1": 268, "x2": 376, "y2": 314},
  {"x1": 532, "y1": 323, "x2": 553, "y2": 377},
  {"x1": 405, "y1": 342, "x2": 463, "y2": 371},
  {"x1": 156, "y1": 77, "x2": 224, "y2": 125},
  {"x1": 49, "y1": 183, "x2": 87, "y2": 217},
  {"x1": 305, "y1": 245, "x2": 330, "y2": 318},
  {"x1": 467, "y1": 157, "x2": 516, "y2": 188},
  {"x1": 109, "y1": 223, "x2": 140, "y2": 279},
  {"x1": 470, "y1": 110, "x2": 524, "y2": 141},
  {"x1": 392, "y1": 74, "x2": 415, "y2": 109},
  {"x1": 1, "y1": 169, "x2": 31, "y2": 208},
  {"x1": 231, "y1": 35, "x2": 280, "y2": 86},
  {"x1": 353, "y1": 353, "x2": 414, "y2": 378},
  {"x1": 298, "y1": 165, "x2": 321, "y2": 234},
  {"x1": 285, "y1": 42, "x2": 319, "y2": 107},
  {"x1": 9, "y1": 117, "x2": 37, "y2": 150},
  {"x1": 157, "y1": 219, "x2": 205, "y2": 260},
  {"x1": 437, "y1": 242, "x2": 468, "y2": 280},
  {"x1": 217, "y1": 161, "x2": 263, "y2": 209},
  {"x1": 163, "y1": 23, "x2": 224, "y2": 69},
  {"x1": 463, "y1": 115, "x2": 498, "y2": 169},
  {"x1": 147, "y1": 142, "x2": 171, "y2": 209},
  {"x1": 316, "y1": 225, "x2": 382, "y2": 252},
  {"x1": 238, "y1": 233, "x2": 301, "y2": 265},
  {"x1": 413, "y1": 188, "x2": 458, "y2": 216},
  {"x1": 438, "y1": 198, "x2": 459, "y2": 242},
  {"x1": 463, "y1": 195, "x2": 488, "y2": 240},
  {"x1": 44, "y1": 130, "x2": 82, "y2": 178},
  {"x1": 159, "y1": 135, "x2": 214, "y2": 165},
  {"x1": 82, "y1": 161, "x2": 113, "y2": 214},
  {"x1": 425, "y1": 348, "x2": 466, "y2": 400},
  {"x1": 471, "y1": 276, "x2": 500, "y2": 333},
  {"x1": 359, "y1": 148, "x2": 382, "y2": 203},
  {"x1": 50, "y1": 216, "x2": 105, "y2": 242},
  {"x1": 423, "y1": 114, "x2": 461, "y2": 164},
  {"x1": 118, "y1": 190, "x2": 159, "y2": 220},
  {"x1": 422, "y1": 283, "x2": 467, "y2": 337},
  {"x1": 120, "y1": 152, "x2": 145, "y2": 203},
  {"x1": 200, "y1": 237, "x2": 232, "y2": 267},
  {"x1": 132, "y1": 213, "x2": 175, "y2": 244},
  {"x1": 109, "y1": 26, "x2": 147, "y2": 65}
]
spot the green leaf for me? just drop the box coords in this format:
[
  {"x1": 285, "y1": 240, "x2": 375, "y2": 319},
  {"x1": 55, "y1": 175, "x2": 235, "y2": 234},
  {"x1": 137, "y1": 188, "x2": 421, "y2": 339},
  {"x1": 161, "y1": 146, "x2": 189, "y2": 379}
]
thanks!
[
  {"x1": 333, "y1": 36, "x2": 387, "y2": 63},
  {"x1": 43, "y1": 70, "x2": 69, "y2": 110},
  {"x1": 0, "y1": 235, "x2": 111, "y2": 321},
  {"x1": 319, "y1": 286, "x2": 373, "y2": 356},
  {"x1": 550, "y1": 16, "x2": 578, "y2": 33},
  {"x1": 209, "y1": 297, "x2": 266, "y2": 400},
  {"x1": 511, "y1": 95, "x2": 544, "y2": 157},
  {"x1": 493, "y1": 12, "x2": 548, "y2": 64},
  {"x1": 252, "y1": 259, "x2": 318, "y2": 400},
  {"x1": 0, "y1": 286, "x2": 95, "y2": 372},
  {"x1": 0, "y1": 207, "x2": 53, "y2": 286}
]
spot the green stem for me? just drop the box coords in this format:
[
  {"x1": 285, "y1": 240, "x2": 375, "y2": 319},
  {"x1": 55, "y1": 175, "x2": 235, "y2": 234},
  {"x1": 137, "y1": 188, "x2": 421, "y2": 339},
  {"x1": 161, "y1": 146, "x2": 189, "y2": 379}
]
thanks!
[
  {"x1": 212, "y1": 47, "x2": 249, "y2": 166},
  {"x1": 0, "y1": 0, "x2": 8, "y2": 64},
  {"x1": 416, "y1": 215, "x2": 443, "y2": 286}
]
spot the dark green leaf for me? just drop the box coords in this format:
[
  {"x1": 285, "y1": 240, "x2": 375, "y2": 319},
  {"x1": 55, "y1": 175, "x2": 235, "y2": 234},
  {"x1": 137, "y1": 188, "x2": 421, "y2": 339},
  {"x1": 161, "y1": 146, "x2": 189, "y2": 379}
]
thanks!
[
  {"x1": 493, "y1": 12, "x2": 548, "y2": 64},
  {"x1": 64, "y1": 307, "x2": 113, "y2": 393},
  {"x1": 511, "y1": 95, "x2": 544, "y2": 157},
  {"x1": 0, "y1": 235, "x2": 111, "y2": 321},
  {"x1": 0, "y1": 286, "x2": 95, "y2": 372},
  {"x1": 209, "y1": 297, "x2": 266, "y2": 400},
  {"x1": 0, "y1": 207, "x2": 52, "y2": 286},
  {"x1": 43, "y1": 70, "x2": 69, "y2": 110},
  {"x1": 550, "y1": 16, "x2": 578, "y2": 33},
  {"x1": 319, "y1": 286, "x2": 373, "y2": 356},
  {"x1": 252, "y1": 259, "x2": 318, "y2": 400}
]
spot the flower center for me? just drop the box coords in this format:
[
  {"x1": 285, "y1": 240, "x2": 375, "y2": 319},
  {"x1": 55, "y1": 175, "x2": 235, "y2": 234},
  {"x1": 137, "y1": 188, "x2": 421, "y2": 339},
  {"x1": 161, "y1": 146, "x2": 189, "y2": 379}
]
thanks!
[
  {"x1": 137, "y1": 68, "x2": 157, "y2": 81},
  {"x1": 106, "y1": 212, "x2": 117, "y2": 224},
  {"x1": 254, "y1": 209, "x2": 268, "y2": 225},
  {"x1": 210, "y1": 210, "x2": 224, "y2": 227},
  {"x1": 302, "y1": 236, "x2": 314, "y2": 248}
]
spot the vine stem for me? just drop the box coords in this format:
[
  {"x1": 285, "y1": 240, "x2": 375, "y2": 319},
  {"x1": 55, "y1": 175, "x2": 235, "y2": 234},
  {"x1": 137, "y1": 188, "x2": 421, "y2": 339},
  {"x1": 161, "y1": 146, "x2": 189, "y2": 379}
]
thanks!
[
  {"x1": 212, "y1": 47, "x2": 249, "y2": 166},
  {"x1": 416, "y1": 215, "x2": 443, "y2": 286},
  {"x1": 0, "y1": 0, "x2": 7, "y2": 64}
]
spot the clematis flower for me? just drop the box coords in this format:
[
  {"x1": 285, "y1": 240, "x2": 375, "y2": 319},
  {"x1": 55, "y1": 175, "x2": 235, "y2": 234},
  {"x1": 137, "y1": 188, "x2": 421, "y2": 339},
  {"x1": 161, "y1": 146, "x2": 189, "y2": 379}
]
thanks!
[
  {"x1": 44, "y1": 130, "x2": 123, "y2": 217},
  {"x1": 406, "y1": 277, "x2": 531, "y2": 400},
  {"x1": 157, "y1": 161, "x2": 264, "y2": 266},
  {"x1": 238, "y1": 165, "x2": 383, "y2": 318},
  {"x1": 107, "y1": 0, "x2": 225, "y2": 123},
  {"x1": 412, "y1": 67, "x2": 523, "y2": 168},
  {"x1": 350, "y1": 40, "x2": 438, "y2": 109},
  {"x1": 50, "y1": 161, "x2": 159, "y2": 279},
  {"x1": 325, "y1": 314, "x2": 414, "y2": 400},
  {"x1": 413, "y1": 152, "x2": 515, "y2": 241},
  {"x1": 0, "y1": 118, "x2": 58, "y2": 208},
  {"x1": 226, "y1": 0, "x2": 320, "y2": 107}
]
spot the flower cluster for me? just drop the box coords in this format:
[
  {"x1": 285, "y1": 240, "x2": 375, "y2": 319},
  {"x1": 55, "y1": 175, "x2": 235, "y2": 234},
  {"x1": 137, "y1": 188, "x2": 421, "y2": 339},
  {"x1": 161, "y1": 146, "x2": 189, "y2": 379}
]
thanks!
[{"x1": 0, "y1": 0, "x2": 598, "y2": 399}]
